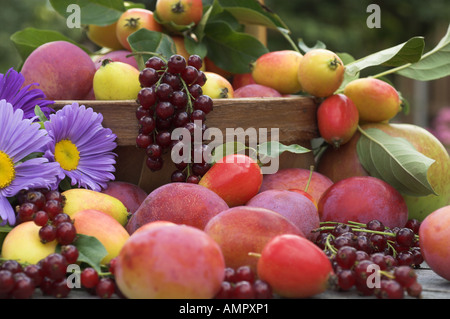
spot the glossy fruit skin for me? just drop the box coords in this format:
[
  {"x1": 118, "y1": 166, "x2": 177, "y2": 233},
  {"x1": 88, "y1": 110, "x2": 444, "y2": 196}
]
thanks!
[
  {"x1": 252, "y1": 50, "x2": 303, "y2": 94},
  {"x1": 419, "y1": 205, "x2": 450, "y2": 280},
  {"x1": 116, "y1": 9, "x2": 162, "y2": 51},
  {"x1": 344, "y1": 78, "x2": 401, "y2": 123},
  {"x1": 318, "y1": 176, "x2": 409, "y2": 229},
  {"x1": 155, "y1": 0, "x2": 203, "y2": 26},
  {"x1": 199, "y1": 154, "x2": 263, "y2": 207},
  {"x1": 257, "y1": 234, "x2": 333, "y2": 298},
  {"x1": 298, "y1": 49, "x2": 344, "y2": 98},
  {"x1": 201, "y1": 72, "x2": 234, "y2": 98},
  {"x1": 317, "y1": 94, "x2": 359, "y2": 148},
  {"x1": 87, "y1": 22, "x2": 124, "y2": 50}
]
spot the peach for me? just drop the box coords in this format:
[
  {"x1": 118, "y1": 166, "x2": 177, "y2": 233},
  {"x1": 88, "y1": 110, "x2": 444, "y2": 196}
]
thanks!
[
  {"x1": 100, "y1": 181, "x2": 147, "y2": 215},
  {"x1": 259, "y1": 168, "x2": 333, "y2": 205},
  {"x1": 1, "y1": 221, "x2": 57, "y2": 265},
  {"x1": 62, "y1": 188, "x2": 129, "y2": 226},
  {"x1": 246, "y1": 190, "x2": 320, "y2": 240},
  {"x1": 115, "y1": 224, "x2": 225, "y2": 299},
  {"x1": 252, "y1": 50, "x2": 303, "y2": 94},
  {"x1": 344, "y1": 78, "x2": 401, "y2": 123},
  {"x1": 233, "y1": 84, "x2": 282, "y2": 98},
  {"x1": 204, "y1": 206, "x2": 304, "y2": 272},
  {"x1": 21, "y1": 41, "x2": 96, "y2": 100},
  {"x1": 125, "y1": 182, "x2": 229, "y2": 234},
  {"x1": 71, "y1": 209, "x2": 130, "y2": 264},
  {"x1": 318, "y1": 176, "x2": 409, "y2": 229},
  {"x1": 419, "y1": 205, "x2": 450, "y2": 280}
]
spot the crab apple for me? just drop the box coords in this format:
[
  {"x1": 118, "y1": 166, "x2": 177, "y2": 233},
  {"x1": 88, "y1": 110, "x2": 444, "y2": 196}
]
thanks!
[
  {"x1": 257, "y1": 234, "x2": 333, "y2": 298},
  {"x1": 100, "y1": 181, "x2": 147, "y2": 216},
  {"x1": 246, "y1": 190, "x2": 320, "y2": 240},
  {"x1": 115, "y1": 224, "x2": 225, "y2": 299},
  {"x1": 199, "y1": 154, "x2": 263, "y2": 207},
  {"x1": 94, "y1": 50, "x2": 139, "y2": 70},
  {"x1": 21, "y1": 41, "x2": 96, "y2": 100},
  {"x1": 204, "y1": 206, "x2": 304, "y2": 273},
  {"x1": 201, "y1": 71, "x2": 234, "y2": 98},
  {"x1": 155, "y1": 0, "x2": 203, "y2": 27},
  {"x1": 318, "y1": 176, "x2": 409, "y2": 229},
  {"x1": 116, "y1": 8, "x2": 162, "y2": 51},
  {"x1": 317, "y1": 122, "x2": 450, "y2": 221},
  {"x1": 251, "y1": 50, "x2": 303, "y2": 94},
  {"x1": 298, "y1": 49, "x2": 345, "y2": 98},
  {"x1": 87, "y1": 22, "x2": 124, "y2": 50},
  {"x1": 317, "y1": 94, "x2": 359, "y2": 148},
  {"x1": 419, "y1": 205, "x2": 450, "y2": 281},
  {"x1": 344, "y1": 78, "x2": 401, "y2": 123}
]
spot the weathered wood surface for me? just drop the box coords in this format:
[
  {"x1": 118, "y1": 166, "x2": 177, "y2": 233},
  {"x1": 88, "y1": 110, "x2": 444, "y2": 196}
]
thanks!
[{"x1": 53, "y1": 97, "x2": 319, "y2": 192}]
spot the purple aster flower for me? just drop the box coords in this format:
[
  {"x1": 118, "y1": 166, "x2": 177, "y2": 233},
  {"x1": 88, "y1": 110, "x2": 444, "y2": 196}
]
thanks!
[
  {"x1": 0, "y1": 68, "x2": 54, "y2": 120},
  {"x1": 0, "y1": 99, "x2": 61, "y2": 226},
  {"x1": 44, "y1": 102, "x2": 117, "y2": 191}
]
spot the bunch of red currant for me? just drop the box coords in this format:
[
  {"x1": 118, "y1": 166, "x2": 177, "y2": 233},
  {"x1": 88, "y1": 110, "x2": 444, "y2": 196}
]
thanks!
[
  {"x1": 314, "y1": 218, "x2": 424, "y2": 298},
  {"x1": 136, "y1": 53, "x2": 214, "y2": 184},
  {"x1": 0, "y1": 188, "x2": 119, "y2": 299}
]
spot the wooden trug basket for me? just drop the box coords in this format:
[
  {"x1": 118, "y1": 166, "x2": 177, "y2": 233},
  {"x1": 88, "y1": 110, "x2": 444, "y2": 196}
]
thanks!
[{"x1": 53, "y1": 96, "x2": 319, "y2": 193}]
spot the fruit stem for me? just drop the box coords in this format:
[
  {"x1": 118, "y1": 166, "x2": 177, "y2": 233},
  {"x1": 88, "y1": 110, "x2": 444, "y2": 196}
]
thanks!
[
  {"x1": 280, "y1": 31, "x2": 302, "y2": 54},
  {"x1": 304, "y1": 165, "x2": 314, "y2": 192},
  {"x1": 126, "y1": 51, "x2": 168, "y2": 63},
  {"x1": 248, "y1": 252, "x2": 262, "y2": 258}
]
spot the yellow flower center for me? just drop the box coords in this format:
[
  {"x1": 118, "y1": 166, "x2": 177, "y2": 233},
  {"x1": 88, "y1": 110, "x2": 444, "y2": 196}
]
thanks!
[
  {"x1": 0, "y1": 151, "x2": 15, "y2": 189},
  {"x1": 54, "y1": 139, "x2": 80, "y2": 171}
]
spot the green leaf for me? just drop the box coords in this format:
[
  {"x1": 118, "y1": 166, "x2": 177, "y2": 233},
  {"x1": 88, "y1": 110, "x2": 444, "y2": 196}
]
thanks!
[
  {"x1": 218, "y1": 0, "x2": 288, "y2": 30},
  {"x1": 10, "y1": 28, "x2": 91, "y2": 63},
  {"x1": 203, "y1": 21, "x2": 268, "y2": 74},
  {"x1": 345, "y1": 37, "x2": 425, "y2": 76},
  {"x1": 49, "y1": 0, "x2": 125, "y2": 26},
  {"x1": 70, "y1": 234, "x2": 108, "y2": 272},
  {"x1": 298, "y1": 39, "x2": 326, "y2": 54},
  {"x1": 396, "y1": 24, "x2": 450, "y2": 81},
  {"x1": 34, "y1": 105, "x2": 49, "y2": 123},
  {"x1": 128, "y1": 29, "x2": 177, "y2": 67},
  {"x1": 257, "y1": 141, "x2": 310, "y2": 159},
  {"x1": 184, "y1": 35, "x2": 208, "y2": 58},
  {"x1": 356, "y1": 127, "x2": 437, "y2": 197}
]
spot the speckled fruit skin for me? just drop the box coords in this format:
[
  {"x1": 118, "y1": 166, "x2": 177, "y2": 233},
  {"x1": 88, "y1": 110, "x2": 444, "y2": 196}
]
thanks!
[
  {"x1": 246, "y1": 190, "x2": 320, "y2": 240},
  {"x1": 252, "y1": 50, "x2": 303, "y2": 94},
  {"x1": 317, "y1": 94, "x2": 359, "y2": 148},
  {"x1": 115, "y1": 224, "x2": 225, "y2": 299},
  {"x1": 344, "y1": 78, "x2": 401, "y2": 123},
  {"x1": 257, "y1": 234, "x2": 333, "y2": 298},
  {"x1": 318, "y1": 176, "x2": 409, "y2": 229},
  {"x1": 204, "y1": 206, "x2": 304, "y2": 273},
  {"x1": 419, "y1": 205, "x2": 450, "y2": 281},
  {"x1": 125, "y1": 182, "x2": 229, "y2": 234}
]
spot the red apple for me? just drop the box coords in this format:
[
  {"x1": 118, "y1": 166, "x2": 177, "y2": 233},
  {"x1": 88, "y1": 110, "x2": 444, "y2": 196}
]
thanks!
[
  {"x1": 198, "y1": 154, "x2": 263, "y2": 207},
  {"x1": 318, "y1": 176, "x2": 409, "y2": 229},
  {"x1": 257, "y1": 234, "x2": 334, "y2": 298}
]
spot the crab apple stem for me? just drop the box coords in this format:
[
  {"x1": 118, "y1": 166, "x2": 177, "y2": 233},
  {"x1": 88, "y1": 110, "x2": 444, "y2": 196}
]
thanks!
[
  {"x1": 304, "y1": 165, "x2": 314, "y2": 192},
  {"x1": 248, "y1": 252, "x2": 262, "y2": 258}
]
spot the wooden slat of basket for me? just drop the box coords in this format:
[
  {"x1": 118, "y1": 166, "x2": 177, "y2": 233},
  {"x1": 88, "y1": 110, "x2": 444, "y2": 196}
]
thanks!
[
  {"x1": 53, "y1": 97, "x2": 319, "y2": 192},
  {"x1": 53, "y1": 96, "x2": 318, "y2": 146}
]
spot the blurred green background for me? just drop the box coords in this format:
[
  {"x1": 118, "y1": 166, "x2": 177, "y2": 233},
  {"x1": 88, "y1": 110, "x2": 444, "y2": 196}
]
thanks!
[{"x1": 0, "y1": 0, "x2": 449, "y2": 136}]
